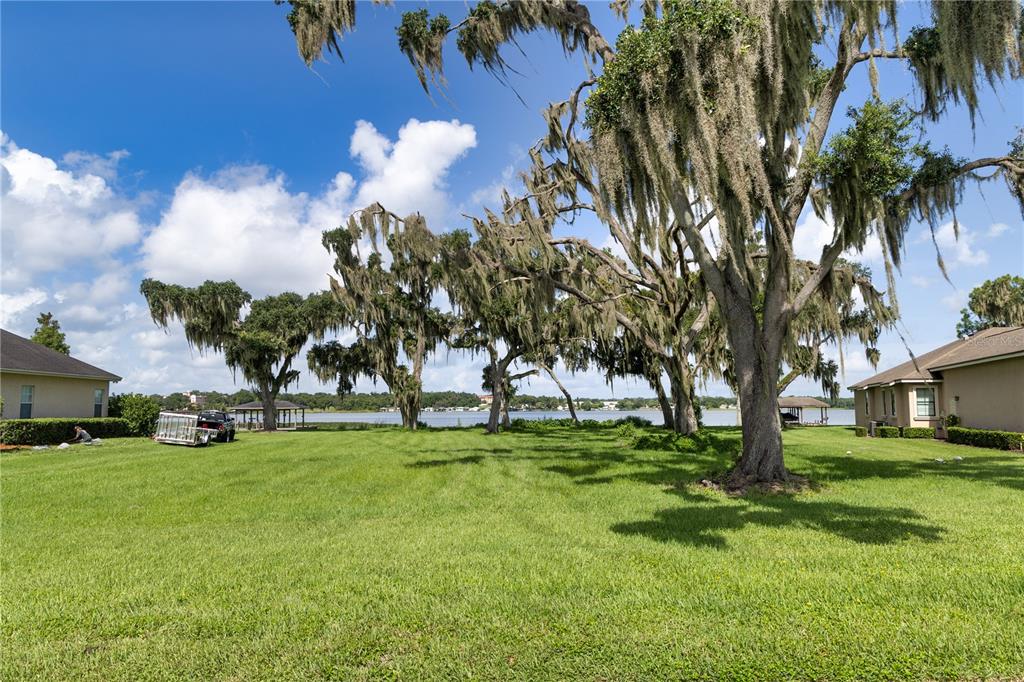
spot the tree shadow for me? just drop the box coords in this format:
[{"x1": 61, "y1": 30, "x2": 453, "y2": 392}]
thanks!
[
  {"x1": 408, "y1": 454, "x2": 487, "y2": 468},
  {"x1": 398, "y1": 424, "x2": 960, "y2": 548},
  {"x1": 805, "y1": 453, "x2": 1024, "y2": 492},
  {"x1": 612, "y1": 492, "x2": 945, "y2": 548}
]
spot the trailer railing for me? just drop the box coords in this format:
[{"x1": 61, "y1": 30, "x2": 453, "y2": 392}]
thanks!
[{"x1": 155, "y1": 412, "x2": 219, "y2": 447}]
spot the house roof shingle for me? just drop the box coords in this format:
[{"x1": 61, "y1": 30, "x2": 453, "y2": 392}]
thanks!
[
  {"x1": 848, "y1": 326, "x2": 1024, "y2": 390},
  {"x1": 0, "y1": 329, "x2": 121, "y2": 382}
]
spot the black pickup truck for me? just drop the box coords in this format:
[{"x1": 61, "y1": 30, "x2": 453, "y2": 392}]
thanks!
[{"x1": 197, "y1": 410, "x2": 236, "y2": 442}]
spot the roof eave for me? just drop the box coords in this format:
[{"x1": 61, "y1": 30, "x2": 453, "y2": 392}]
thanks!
[
  {"x1": 0, "y1": 367, "x2": 122, "y2": 382},
  {"x1": 927, "y1": 350, "x2": 1024, "y2": 372},
  {"x1": 848, "y1": 377, "x2": 942, "y2": 390}
]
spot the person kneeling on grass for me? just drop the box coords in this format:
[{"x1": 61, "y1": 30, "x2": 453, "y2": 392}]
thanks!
[{"x1": 70, "y1": 425, "x2": 92, "y2": 444}]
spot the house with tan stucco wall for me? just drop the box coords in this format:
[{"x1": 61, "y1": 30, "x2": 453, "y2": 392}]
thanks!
[
  {"x1": 0, "y1": 329, "x2": 121, "y2": 419},
  {"x1": 849, "y1": 326, "x2": 1024, "y2": 435}
]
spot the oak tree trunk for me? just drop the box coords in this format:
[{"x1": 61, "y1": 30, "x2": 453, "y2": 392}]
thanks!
[
  {"x1": 485, "y1": 347, "x2": 505, "y2": 434},
  {"x1": 258, "y1": 382, "x2": 277, "y2": 431},
  {"x1": 727, "y1": 312, "x2": 786, "y2": 484},
  {"x1": 667, "y1": 358, "x2": 699, "y2": 435},
  {"x1": 650, "y1": 376, "x2": 674, "y2": 430},
  {"x1": 541, "y1": 363, "x2": 578, "y2": 425},
  {"x1": 501, "y1": 393, "x2": 511, "y2": 430}
]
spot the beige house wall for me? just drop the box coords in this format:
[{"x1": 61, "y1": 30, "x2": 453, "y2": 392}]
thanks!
[
  {"x1": 853, "y1": 383, "x2": 944, "y2": 430},
  {"x1": 0, "y1": 372, "x2": 111, "y2": 419},
  {"x1": 905, "y1": 384, "x2": 945, "y2": 429},
  {"x1": 941, "y1": 356, "x2": 1024, "y2": 432}
]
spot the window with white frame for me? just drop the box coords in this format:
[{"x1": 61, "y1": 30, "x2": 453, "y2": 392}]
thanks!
[
  {"x1": 882, "y1": 389, "x2": 889, "y2": 415},
  {"x1": 890, "y1": 390, "x2": 896, "y2": 417},
  {"x1": 20, "y1": 385, "x2": 33, "y2": 419},
  {"x1": 863, "y1": 392, "x2": 869, "y2": 416},
  {"x1": 916, "y1": 387, "x2": 936, "y2": 417}
]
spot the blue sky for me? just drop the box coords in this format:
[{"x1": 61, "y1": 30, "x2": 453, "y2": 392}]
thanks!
[{"x1": 2, "y1": 1, "x2": 1021, "y2": 399}]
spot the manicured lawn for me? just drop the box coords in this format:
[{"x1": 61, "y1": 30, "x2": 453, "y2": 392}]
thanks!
[{"x1": 2, "y1": 425, "x2": 1023, "y2": 680}]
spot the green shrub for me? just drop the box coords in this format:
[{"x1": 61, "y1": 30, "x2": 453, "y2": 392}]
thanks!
[
  {"x1": 613, "y1": 415, "x2": 653, "y2": 428},
  {"x1": 902, "y1": 427, "x2": 935, "y2": 439},
  {"x1": 0, "y1": 418, "x2": 131, "y2": 445},
  {"x1": 615, "y1": 422, "x2": 640, "y2": 443},
  {"x1": 509, "y1": 417, "x2": 577, "y2": 432},
  {"x1": 945, "y1": 414, "x2": 960, "y2": 427},
  {"x1": 633, "y1": 432, "x2": 678, "y2": 450},
  {"x1": 876, "y1": 426, "x2": 900, "y2": 438},
  {"x1": 947, "y1": 426, "x2": 1024, "y2": 451},
  {"x1": 109, "y1": 393, "x2": 161, "y2": 436},
  {"x1": 854, "y1": 426, "x2": 867, "y2": 437}
]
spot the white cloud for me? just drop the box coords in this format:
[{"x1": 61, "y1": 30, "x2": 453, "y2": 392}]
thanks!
[
  {"x1": 793, "y1": 212, "x2": 834, "y2": 261},
  {"x1": 910, "y1": 275, "x2": 932, "y2": 289},
  {"x1": 987, "y1": 222, "x2": 1009, "y2": 238},
  {"x1": 941, "y1": 290, "x2": 968, "y2": 312},
  {"x1": 469, "y1": 163, "x2": 518, "y2": 208},
  {"x1": 61, "y1": 149, "x2": 130, "y2": 182},
  {"x1": 793, "y1": 210, "x2": 883, "y2": 264},
  {"x1": 141, "y1": 165, "x2": 337, "y2": 296},
  {"x1": 916, "y1": 221, "x2": 988, "y2": 268},
  {"x1": 351, "y1": 118, "x2": 477, "y2": 224},
  {"x1": 0, "y1": 135, "x2": 142, "y2": 284},
  {"x1": 0, "y1": 287, "x2": 48, "y2": 329},
  {"x1": 141, "y1": 118, "x2": 477, "y2": 296}
]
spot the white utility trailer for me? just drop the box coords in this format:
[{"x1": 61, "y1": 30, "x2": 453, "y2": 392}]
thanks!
[{"x1": 154, "y1": 412, "x2": 219, "y2": 447}]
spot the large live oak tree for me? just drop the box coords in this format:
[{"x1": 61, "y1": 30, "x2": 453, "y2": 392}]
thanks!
[
  {"x1": 140, "y1": 279, "x2": 345, "y2": 430},
  {"x1": 283, "y1": 0, "x2": 1023, "y2": 484},
  {"x1": 308, "y1": 205, "x2": 451, "y2": 430},
  {"x1": 956, "y1": 275, "x2": 1024, "y2": 338}
]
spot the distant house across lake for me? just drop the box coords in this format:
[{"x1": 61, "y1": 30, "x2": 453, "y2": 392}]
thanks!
[
  {"x1": 849, "y1": 326, "x2": 1024, "y2": 434},
  {"x1": 0, "y1": 329, "x2": 121, "y2": 419}
]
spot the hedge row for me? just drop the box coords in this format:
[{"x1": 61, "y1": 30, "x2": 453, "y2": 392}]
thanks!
[
  {"x1": 0, "y1": 418, "x2": 131, "y2": 445},
  {"x1": 947, "y1": 426, "x2": 1024, "y2": 451},
  {"x1": 854, "y1": 426, "x2": 867, "y2": 437},
  {"x1": 865, "y1": 425, "x2": 936, "y2": 438}
]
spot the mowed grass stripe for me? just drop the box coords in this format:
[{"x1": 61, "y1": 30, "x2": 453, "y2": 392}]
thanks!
[{"x1": 2, "y1": 426, "x2": 1022, "y2": 680}]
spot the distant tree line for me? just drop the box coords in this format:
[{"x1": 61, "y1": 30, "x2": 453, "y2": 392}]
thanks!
[{"x1": 144, "y1": 390, "x2": 856, "y2": 413}]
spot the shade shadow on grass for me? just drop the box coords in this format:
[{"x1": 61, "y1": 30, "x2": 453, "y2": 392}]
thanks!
[
  {"x1": 402, "y1": 425, "x2": 966, "y2": 548},
  {"x1": 805, "y1": 453, "x2": 1024, "y2": 492},
  {"x1": 408, "y1": 454, "x2": 488, "y2": 468},
  {"x1": 612, "y1": 493, "x2": 945, "y2": 548}
]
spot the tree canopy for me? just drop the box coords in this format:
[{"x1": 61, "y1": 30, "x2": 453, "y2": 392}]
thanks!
[
  {"x1": 956, "y1": 275, "x2": 1024, "y2": 338},
  {"x1": 283, "y1": 0, "x2": 1023, "y2": 486},
  {"x1": 308, "y1": 205, "x2": 452, "y2": 429},
  {"x1": 31, "y1": 312, "x2": 70, "y2": 355},
  {"x1": 140, "y1": 279, "x2": 346, "y2": 430}
]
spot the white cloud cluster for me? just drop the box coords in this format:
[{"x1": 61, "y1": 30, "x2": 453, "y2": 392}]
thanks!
[
  {"x1": 792, "y1": 210, "x2": 883, "y2": 264},
  {"x1": 1, "y1": 120, "x2": 480, "y2": 395},
  {"x1": 987, "y1": 222, "x2": 1009, "y2": 238},
  {"x1": 920, "y1": 221, "x2": 988, "y2": 268},
  {"x1": 0, "y1": 287, "x2": 48, "y2": 329},
  {"x1": 351, "y1": 119, "x2": 477, "y2": 223},
  {"x1": 0, "y1": 134, "x2": 142, "y2": 286},
  {"x1": 141, "y1": 119, "x2": 477, "y2": 296}
]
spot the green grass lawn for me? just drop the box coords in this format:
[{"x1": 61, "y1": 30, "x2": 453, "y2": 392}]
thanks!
[{"x1": 3, "y1": 425, "x2": 1023, "y2": 680}]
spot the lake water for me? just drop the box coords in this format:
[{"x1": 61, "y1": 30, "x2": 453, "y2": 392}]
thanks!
[{"x1": 302, "y1": 408, "x2": 856, "y2": 428}]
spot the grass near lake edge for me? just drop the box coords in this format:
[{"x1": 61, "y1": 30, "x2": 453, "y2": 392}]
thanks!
[{"x1": 2, "y1": 425, "x2": 1023, "y2": 681}]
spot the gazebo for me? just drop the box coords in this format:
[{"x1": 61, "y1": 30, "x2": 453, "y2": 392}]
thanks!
[
  {"x1": 231, "y1": 400, "x2": 307, "y2": 431},
  {"x1": 778, "y1": 396, "x2": 830, "y2": 425}
]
